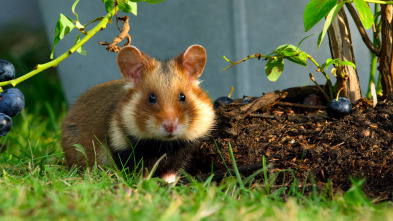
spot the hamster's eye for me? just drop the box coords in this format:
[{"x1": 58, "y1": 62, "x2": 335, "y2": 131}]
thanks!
[
  {"x1": 149, "y1": 93, "x2": 157, "y2": 103},
  {"x1": 179, "y1": 93, "x2": 186, "y2": 102}
]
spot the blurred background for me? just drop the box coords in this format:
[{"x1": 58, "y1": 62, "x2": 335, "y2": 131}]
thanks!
[
  {"x1": 0, "y1": 1, "x2": 65, "y2": 114},
  {"x1": 1, "y1": 0, "x2": 373, "y2": 109}
]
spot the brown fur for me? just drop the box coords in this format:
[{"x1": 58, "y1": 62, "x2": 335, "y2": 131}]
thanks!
[
  {"x1": 61, "y1": 45, "x2": 215, "y2": 181},
  {"x1": 61, "y1": 79, "x2": 128, "y2": 167}
]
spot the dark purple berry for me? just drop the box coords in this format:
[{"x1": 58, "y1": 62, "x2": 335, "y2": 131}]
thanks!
[
  {"x1": 0, "y1": 59, "x2": 15, "y2": 82},
  {"x1": 242, "y1": 96, "x2": 254, "y2": 104},
  {"x1": 0, "y1": 113, "x2": 12, "y2": 137},
  {"x1": 0, "y1": 88, "x2": 25, "y2": 117},
  {"x1": 327, "y1": 97, "x2": 352, "y2": 119},
  {"x1": 214, "y1": 96, "x2": 233, "y2": 109}
]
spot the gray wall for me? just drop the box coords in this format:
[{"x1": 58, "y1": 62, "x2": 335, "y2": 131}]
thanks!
[
  {"x1": 0, "y1": 1, "x2": 42, "y2": 28},
  {"x1": 4, "y1": 1, "x2": 373, "y2": 105}
]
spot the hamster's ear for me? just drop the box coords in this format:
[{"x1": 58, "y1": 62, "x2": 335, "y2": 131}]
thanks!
[
  {"x1": 117, "y1": 46, "x2": 149, "y2": 87},
  {"x1": 176, "y1": 45, "x2": 207, "y2": 81}
]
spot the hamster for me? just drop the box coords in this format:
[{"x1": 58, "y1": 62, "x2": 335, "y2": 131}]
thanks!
[{"x1": 61, "y1": 45, "x2": 215, "y2": 183}]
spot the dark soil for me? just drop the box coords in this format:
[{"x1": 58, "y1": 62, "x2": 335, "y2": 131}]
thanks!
[{"x1": 189, "y1": 86, "x2": 393, "y2": 201}]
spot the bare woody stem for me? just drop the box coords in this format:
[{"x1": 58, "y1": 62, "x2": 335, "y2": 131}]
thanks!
[
  {"x1": 345, "y1": 3, "x2": 381, "y2": 55},
  {"x1": 309, "y1": 73, "x2": 331, "y2": 102},
  {"x1": 99, "y1": 15, "x2": 131, "y2": 52},
  {"x1": 222, "y1": 53, "x2": 274, "y2": 71},
  {"x1": 0, "y1": 7, "x2": 118, "y2": 87}
]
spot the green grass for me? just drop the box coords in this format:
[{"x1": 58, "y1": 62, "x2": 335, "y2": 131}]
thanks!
[
  {"x1": 1, "y1": 25, "x2": 393, "y2": 221},
  {"x1": 0, "y1": 86, "x2": 392, "y2": 220}
]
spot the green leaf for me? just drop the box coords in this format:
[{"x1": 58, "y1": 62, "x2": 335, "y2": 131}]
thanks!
[
  {"x1": 74, "y1": 34, "x2": 87, "y2": 56},
  {"x1": 275, "y1": 45, "x2": 308, "y2": 66},
  {"x1": 317, "y1": 2, "x2": 345, "y2": 49},
  {"x1": 298, "y1": 52, "x2": 308, "y2": 66},
  {"x1": 119, "y1": 1, "x2": 138, "y2": 15},
  {"x1": 339, "y1": 60, "x2": 356, "y2": 69},
  {"x1": 104, "y1": 0, "x2": 115, "y2": 13},
  {"x1": 130, "y1": 2, "x2": 137, "y2": 15},
  {"x1": 321, "y1": 58, "x2": 341, "y2": 71},
  {"x1": 265, "y1": 58, "x2": 284, "y2": 82},
  {"x1": 50, "y1": 14, "x2": 75, "y2": 59},
  {"x1": 303, "y1": 0, "x2": 338, "y2": 32},
  {"x1": 275, "y1": 44, "x2": 296, "y2": 55},
  {"x1": 85, "y1": 17, "x2": 105, "y2": 27},
  {"x1": 297, "y1": 34, "x2": 314, "y2": 49},
  {"x1": 354, "y1": 0, "x2": 374, "y2": 29},
  {"x1": 325, "y1": 58, "x2": 340, "y2": 69},
  {"x1": 320, "y1": 63, "x2": 327, "y2": 71},
  {"x1": 278, "y1": 48, "x2": 298, "y2": 57}
]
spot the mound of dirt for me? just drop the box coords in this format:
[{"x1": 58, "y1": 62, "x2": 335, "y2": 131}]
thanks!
[{"x1": 190, "y1": 86, "x2": 393, "y2": 200}]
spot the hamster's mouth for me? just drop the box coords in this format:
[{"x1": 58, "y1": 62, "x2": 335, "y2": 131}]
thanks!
[{"x1": 161, "y1": 134, "x2": 181, "y2": 141}]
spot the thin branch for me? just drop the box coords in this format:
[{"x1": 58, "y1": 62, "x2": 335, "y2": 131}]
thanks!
[
  {"x1": 364, "y1": 0, "x2": 393, "y2": 4},
  {"x1": 222, "y1": 53, "x2": 269, "y2": 71},
  {"x1": 345, "y1": 3, "x2": 381, "y2": 56},
  {"x1": 0, "y1": 7, "x2": 118, "y2": 87},
  {"x1": 306, "y1": 55, "x2": 334, "y2": 99},
  {"x1": 276, "y1": 101, "x2": 326, "y2": 109},
  {"x1": 309, "y1": 73, "x2": 331, "y2": 102},
  {"x1": 307, "y1": 55, "x2": 331, "y2": 82}
]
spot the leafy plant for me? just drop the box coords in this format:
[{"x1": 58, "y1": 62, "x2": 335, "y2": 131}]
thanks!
[
  {"x1": 0, "y1": 0, "x2": 166, "y2": 89},
  {"x1": 304, "y1": 0, "x2": 393, "y2": 100},
  {"x1": 223, "y1": 40, "x2": 345, "y2": 100},
  {"x1": 224, "y1": 0, "x2": 393, "y2": 102}
]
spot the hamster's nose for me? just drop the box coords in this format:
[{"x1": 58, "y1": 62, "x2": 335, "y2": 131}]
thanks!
[{"x1": 163, "y1": 118, "x2": 178, "y2": 133}]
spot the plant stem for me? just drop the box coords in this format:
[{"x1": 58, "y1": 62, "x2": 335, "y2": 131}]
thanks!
[
  {"x1": 307, "y1": 55, "x2": 331, "y2": 81},
  {"x1": 307, "y1": 54, "x2": 334, "y2": 99},
  {"x1": 222, "y1": 53, "x2": 273, "y2": 71},
  {"x1": 309, "y1": 73, "x2": 331, "y2": 102},
  {"x1": 367, "y1": 55, "x2": 378, "y2": 99},
  {"x1": 377, "y1": 71, "x2": 383, "y2": 95},
  {"x1": 0, "y1": 7, "x2": 117, "y2": 87},
  {"x1": 367, "y1": 4, "x2": 380, "y2": 99},
  {"x1": 364, "y1": 0, "x2": 393, "y2": 4},
  {"x1": 346, "y1": 3, "x2": 380, "y2": 55}
]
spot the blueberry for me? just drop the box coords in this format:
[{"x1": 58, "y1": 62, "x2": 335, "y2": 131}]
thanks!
[
  {"x1": 0, "y1": 113, "x2": 12, "y2": 137},
  {"x1": 242, "y1": 96, "x2": 254, "y2": 104},
  {"x1": 0, "y1": 59, "x2": 15, "y2": 82},
  {"x1": 214, "y1": 96, "x2": 234, "y2": 109},
  {"x1": 0, "y1": 88, "x2": 25, "y2": 117},
  {"x1": 326, "y1": 97, "x2": 352, "y2": 119}
]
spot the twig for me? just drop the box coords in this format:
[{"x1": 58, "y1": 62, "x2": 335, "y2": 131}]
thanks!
[
  {"x1": 345, "y1": 3, "x2": 381, "y2": 56},
  {"x1": 240, "y1": 91, "x2": 287, "y2": 116},
  {"x1": 221, "y1": 91, "x2": 286, "y2": 120},
  {"x1": 248, "y1": 113, "x2": 277, "y2": 119},
  {"x1": 307, "y1": 55, "x2": 332, "y2": 83},
  {"x1": 307, "y1": 56, "x2": 334, "y2": 99},
  {"x1": 115, "y1": 1, "x2": 120, "y2": 32},
  {"x1": 276, "y1": 101, "x2": 326, "y2": 109},
  {"x1": 99, "y1": 16, "x2": 131, "y2": 53},
  {"x1": 222, "y1": 53, "x2": 269, "y2": 71},
  {"x1": 309, "y1": 73, "x2": 331, "y2": 102}
]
